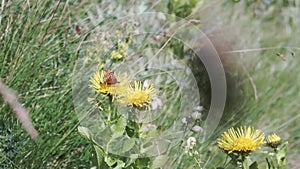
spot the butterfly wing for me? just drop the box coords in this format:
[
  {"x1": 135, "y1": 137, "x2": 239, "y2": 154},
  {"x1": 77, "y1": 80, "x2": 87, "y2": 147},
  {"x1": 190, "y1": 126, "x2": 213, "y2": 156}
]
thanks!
[{"x1": 104, "y1": 69, "x2": 118, "y2": 84}]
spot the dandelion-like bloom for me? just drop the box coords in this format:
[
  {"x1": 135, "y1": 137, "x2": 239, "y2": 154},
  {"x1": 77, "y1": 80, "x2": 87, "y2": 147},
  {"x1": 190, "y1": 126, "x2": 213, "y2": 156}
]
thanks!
[
  {"x1": 218, "y1": 126, "x2": 265, "y2": 153},
  {"x1": 90, "y1": 70, "x2": 119, "y2": 95},
  {"x1": 118, "y1": 81, "x2": 155, "y2": 107},
  {"x1": 266, "y1": 133, "x2": 281, "y2": 148}
]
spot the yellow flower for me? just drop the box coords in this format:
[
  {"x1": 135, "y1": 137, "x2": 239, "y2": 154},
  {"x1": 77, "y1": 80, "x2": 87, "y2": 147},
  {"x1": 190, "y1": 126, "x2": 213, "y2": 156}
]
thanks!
[
  {"x1": 120, "y1": 49, "x2": 126, "y2": 55},
  {"x1": 90, "y1": 70, "x2": 119, "y2": 95},
  {"x1": 266, "y1": 133, "x2": 281, "y2": 148},
  {"x1": 120, "y1": 42, "x2": 127, "y2": 49},
  {"x1": 111, "y1": 50, "x2": 123, "y2": 59},
  {"x1": 218, "y1": 126, "x2": 265, "y2": 153},
  {"x1": 118, "y1": 81, "x2": 155, "y2": 107}
]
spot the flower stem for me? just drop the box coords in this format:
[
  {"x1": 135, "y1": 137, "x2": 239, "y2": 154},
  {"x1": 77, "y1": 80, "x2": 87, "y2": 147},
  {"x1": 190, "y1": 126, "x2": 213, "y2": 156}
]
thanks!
[
  {"x1": 193, "y1": 156, "x2": 201, "y2": 168},
  {"x1": 241, "y1": 155, "x2": 249, "y2": 169}
]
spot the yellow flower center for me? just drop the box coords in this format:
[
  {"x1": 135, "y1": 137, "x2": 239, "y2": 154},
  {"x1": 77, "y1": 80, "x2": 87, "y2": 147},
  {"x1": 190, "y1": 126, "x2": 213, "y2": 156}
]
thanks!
[
  {"x1": 127, "y1": 91, "x2": 149, "y2": 105},
  {"x1": 116, "y1": 81, "x2": 154, "y2": 107},
  {"x1": 232, "y1": 137, "x2": 256, "y2": 151}
]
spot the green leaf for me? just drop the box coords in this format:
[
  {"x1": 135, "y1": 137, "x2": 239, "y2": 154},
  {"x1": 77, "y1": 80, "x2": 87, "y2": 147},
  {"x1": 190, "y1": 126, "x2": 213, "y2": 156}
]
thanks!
[
  {"x1": 139, "y1": 123, "x2": 158, "y2": 138},
  {"x1": 104, "y1": 156, "x2": 125, "y2": 169},
  {"x1": 276, "y1": 141, "x2": 288, "y2": 168},
  {"x1": 141, "y1": 142, "x2": 154, "y2": 154},
  {"x1": 94, "y1": 145, "x2": 109, "y2": 169},
  {"x1": 136, "y1": 158, "x2": 150, "y2": 168},
  {"x1": 167, "y1": 0, "x2": 200, "y2": 18},
  {"x1": 151, "y1": 155, "x2": 169, "y2": 169},
  {"x1": 104, "y1": 156, "x2": 116, "y2": 166},
  {"x1": 123, "y1": 138, "x2": 136, "y2": 153},
  {"x1": 267, "y1": 157, "x2": 277, "y2": 169},
  {"x1": 249, "y1": 161, "x2": 258, "y2": 169},
  {"x1": 124, "y1": 154, "x2": 138, "y2": 168},
  {"x1": 126, "y1": 120, "x2": 139, "y2": 137},
  {"x1": 266, "y1": 157, "x2": 272, "y2": 169},
  {"x1": 242, "y1": 156, "x2": 252, "y2": 169},
  {"x1": 78, "y1": 126, "x2": 91, "y2": 140},
  {"x1": 111, "y1": 117, "x2": 127, "y2": 138}
]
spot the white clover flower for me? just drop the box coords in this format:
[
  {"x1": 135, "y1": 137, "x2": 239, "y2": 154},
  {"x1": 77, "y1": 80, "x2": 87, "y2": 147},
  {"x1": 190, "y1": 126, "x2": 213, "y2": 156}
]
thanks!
[
  {"x1": 187, "y1": 137, "x2": 196, "y2": 148},
  {"x1": 191, "y1": 111, "x2": 202, "y2": 120},
  {"x1": 193, "y1": 106, "x2": 204, "y2": 112},
  {"x1": 192, "y1": 126, "x2": 203, "y2": 133},
  {"x1": 151, "y1": 96, "x2": 163, "y2": 110},
  {"x1": 182, "y1": 117, "x2": 188, "y2": 124}
]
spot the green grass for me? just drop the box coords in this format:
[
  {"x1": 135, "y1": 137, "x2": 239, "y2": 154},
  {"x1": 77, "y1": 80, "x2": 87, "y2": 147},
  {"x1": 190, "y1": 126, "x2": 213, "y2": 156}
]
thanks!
[
  {"x1": 0, "y1": 0, "x2": 95, "y2": 168},
  {"x1": 1, "y1": 0, "x2": 300, "y2": 168}
]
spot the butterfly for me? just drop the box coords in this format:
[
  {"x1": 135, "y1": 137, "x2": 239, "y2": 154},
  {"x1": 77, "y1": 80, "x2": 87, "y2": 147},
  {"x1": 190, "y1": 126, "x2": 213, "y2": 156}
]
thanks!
[{"x1": 103, "y1": 69, "x2": 118, "y2": 84}]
